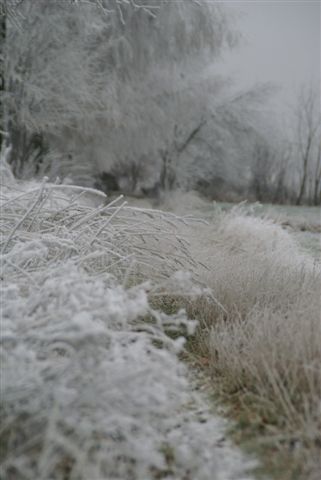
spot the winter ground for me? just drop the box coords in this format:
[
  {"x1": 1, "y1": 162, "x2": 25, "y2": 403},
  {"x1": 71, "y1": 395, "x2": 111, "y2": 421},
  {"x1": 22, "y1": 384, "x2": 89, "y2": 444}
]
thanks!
[{"x1": 1, "y1": 172, "x2": 320, "y2": 479}]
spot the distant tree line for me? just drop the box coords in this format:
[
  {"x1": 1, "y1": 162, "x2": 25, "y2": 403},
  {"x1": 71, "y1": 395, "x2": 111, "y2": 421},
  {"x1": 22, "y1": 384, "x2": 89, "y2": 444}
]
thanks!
[{"x1": 0, "y1": 0, "x2": 320, "y2": 205}]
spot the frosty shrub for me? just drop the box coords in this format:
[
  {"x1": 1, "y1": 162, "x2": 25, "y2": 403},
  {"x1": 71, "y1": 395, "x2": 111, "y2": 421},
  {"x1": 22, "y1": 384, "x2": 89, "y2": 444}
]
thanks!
[{"x1": 0, "y1": 168, "x2": 255, "y2": 479}]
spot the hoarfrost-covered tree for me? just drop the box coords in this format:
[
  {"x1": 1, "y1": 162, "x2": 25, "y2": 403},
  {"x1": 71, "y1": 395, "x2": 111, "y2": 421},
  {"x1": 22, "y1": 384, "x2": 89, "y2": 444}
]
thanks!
[
  {"x1": 1, "y1": 0, "x2": 238, "y2": 188},
  {"x1": 2, "y1": 0, "x2": 285, "y2": 202},
  {"x1": 85, "y1": 0, "x2": 238, "y2": 194},
  {"x1": 1, "y1": 0, "x2": 116, "y2": 179},
  {"x1": 183, "y1": 83, "x2": 277, "y2": 200}
]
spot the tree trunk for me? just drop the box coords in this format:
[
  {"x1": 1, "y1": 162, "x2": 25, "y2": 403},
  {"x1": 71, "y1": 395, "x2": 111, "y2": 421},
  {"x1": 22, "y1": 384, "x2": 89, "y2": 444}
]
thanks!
[
  {"x1": 0, "y1": 3, "x2": 7, "y2": 153},
  {"x1": 296, "y1": 164, "x2": 307, "y2": 205},
  {"x1": 313, "y1": 142, "x2": 321, "y2": 205},
  {"x1": 296, "y1": 139, "x2": 312, "y2": 206}
]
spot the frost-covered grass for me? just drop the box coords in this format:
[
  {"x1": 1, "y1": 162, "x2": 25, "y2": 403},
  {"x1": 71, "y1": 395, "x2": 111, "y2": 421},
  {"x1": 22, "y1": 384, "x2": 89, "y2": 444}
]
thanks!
[
  {"x1": 118, "y1": 189, "x2": 321, "y2": 478},
  {"x1": 168, "y1": 205, "x2": 321, "y2": 480},
  {"x1": 211, "y1": 201, "x2": 321, "y2": 259},
  {"x1": 131, "y1": 191, "x2": 320, "y2": 479},
  {"x1": 0, "y1": 170, "x2": 256, "y2": 480},
  {"x1": 2, "y1": 168, "x2": 320, "y2": 479}
]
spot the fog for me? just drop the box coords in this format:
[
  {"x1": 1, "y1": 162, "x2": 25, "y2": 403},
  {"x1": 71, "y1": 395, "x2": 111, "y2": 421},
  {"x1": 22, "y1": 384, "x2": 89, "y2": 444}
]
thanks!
[{"x1": 218, "y1": 0, "x2": 320, "y2": 119}]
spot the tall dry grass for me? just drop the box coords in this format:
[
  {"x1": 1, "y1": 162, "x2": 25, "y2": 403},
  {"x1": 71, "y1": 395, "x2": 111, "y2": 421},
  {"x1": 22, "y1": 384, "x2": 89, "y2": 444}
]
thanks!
[
  {"x1": 123, "y1": 195, "x2": 321, "y2": 479},
  {"x1": 144, "y1": 194, "x2": 320, "y2": 477},
  {"x1": 180, "y1": 208, "x2": 321, "y2": 479}
]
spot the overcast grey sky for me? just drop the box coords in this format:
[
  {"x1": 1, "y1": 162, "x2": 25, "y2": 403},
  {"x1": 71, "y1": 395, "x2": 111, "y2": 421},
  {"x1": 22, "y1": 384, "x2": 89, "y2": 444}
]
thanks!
[{"x1": 216, "y1": 0, "x2": 320, "y2": 118}]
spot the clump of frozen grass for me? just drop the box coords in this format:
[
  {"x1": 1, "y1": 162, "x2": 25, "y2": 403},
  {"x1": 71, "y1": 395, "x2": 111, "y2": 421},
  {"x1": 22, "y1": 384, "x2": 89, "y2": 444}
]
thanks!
[
  {"x1": 145, "y1": 192, "x2": 320, "y2": 477},
  {"x1": 112, "y1": 190, "x2": 321, "y2": 477},
  {"x1": 181, "y1": 206, "x2": 321, "y2": 479},
  {"x1": 0, "y1": 172, "x2": 255, "y2": 480},
  {"x1": 0, "y1": 176, "x2": 199, "y2": 284}
]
